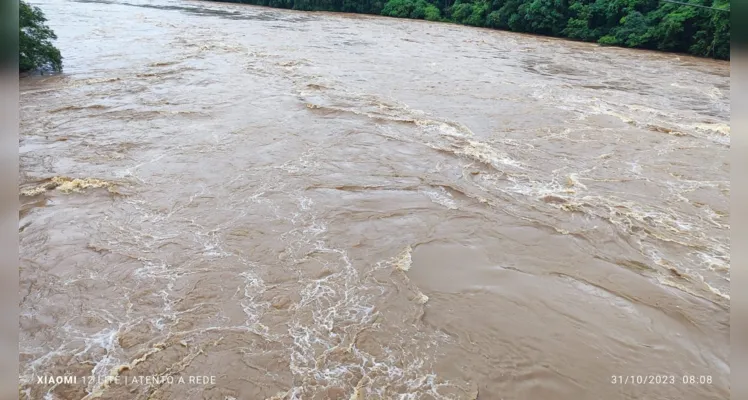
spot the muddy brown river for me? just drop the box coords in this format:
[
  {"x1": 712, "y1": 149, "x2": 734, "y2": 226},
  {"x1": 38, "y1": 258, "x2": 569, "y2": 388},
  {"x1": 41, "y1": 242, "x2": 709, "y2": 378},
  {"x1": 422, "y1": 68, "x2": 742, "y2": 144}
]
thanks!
[{"x1": 19, "y1": 0, "x2": 730, "y2": 399}]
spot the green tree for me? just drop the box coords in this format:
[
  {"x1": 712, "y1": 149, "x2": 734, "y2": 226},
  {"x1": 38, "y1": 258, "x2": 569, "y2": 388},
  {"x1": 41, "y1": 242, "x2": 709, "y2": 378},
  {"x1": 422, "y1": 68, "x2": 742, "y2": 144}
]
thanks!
[
  {"x1": 448, "y1": 0, "x2": 489, "y2": 26},
  {"x1": 382, "y1": 0, "x2": 416, "y2": 17},
  {"x1": 598, "y1": 10, "x2": 650, "y2": 47},
  {"x1": 641, "y1": 2, "x2": 699, "y2": 52},
  {"x1": 20, "y1": 1, "x2": 62, "y2": 73},
  {"x1": 484, "y1": 0, "x2": 522, "y2": 30},
  {"x1": 424, "y1": 4, "x2": 442, "y2": 20},
  {"x1": 705, "y1": 0, "x2": 730, "y2": 59},
  {"x1": 382, "y1": 0, "x2": 440, "y2": 20},
  {"x1": 519, "y1": 0, "x2": 568, "y2": 35}
]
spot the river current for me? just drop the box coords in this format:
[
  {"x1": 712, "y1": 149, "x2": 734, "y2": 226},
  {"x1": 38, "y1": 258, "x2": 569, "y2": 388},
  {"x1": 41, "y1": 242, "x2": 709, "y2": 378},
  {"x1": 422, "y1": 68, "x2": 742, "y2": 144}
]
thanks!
[{"x1": 19, "y1": 1, "x2": 730, "y2": 399}]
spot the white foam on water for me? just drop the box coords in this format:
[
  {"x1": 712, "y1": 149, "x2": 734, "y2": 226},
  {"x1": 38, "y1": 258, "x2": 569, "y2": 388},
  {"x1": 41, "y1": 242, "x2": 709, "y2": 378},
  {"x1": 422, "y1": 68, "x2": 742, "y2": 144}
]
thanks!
[
  {"x1": 20, "y1": 344, "x2": 71, "y2": 386},
  {"x1": 697, "y1": 252, "x2": 730, "y2": 272},
  {"x1": 393, "y1": 246, "x2": 413, "y2": 272},
  {"x1": 421, "y1": 187, "x2": 458, "y2": 210},
  {"x1": 415, "y1": 119, "x2": 472, "y2": 138},
  {"x1": 298, "y1": 196, "x2": 313, "y2": 211},
  {"x1": 456, "y1": 139, "x2": 522, "y2": 169},
  {"x1": 690, "y1": 122, "x2": 730, "y2": 136},
  {"x1": 566, "y1": 173, "x2": 588, "y2": 190},
  {"x1": 275, "y1": 194, "x2": 465, "y2": 397},
  {"x1": 703, "y1": 281, "x2": 730, "y2": 300},
  {"x1": 505, "y1": 175, "x2": 570, "y2": 199},
  {"x1": 237, "y1": 264, "x2": 274, "y2": 337}
]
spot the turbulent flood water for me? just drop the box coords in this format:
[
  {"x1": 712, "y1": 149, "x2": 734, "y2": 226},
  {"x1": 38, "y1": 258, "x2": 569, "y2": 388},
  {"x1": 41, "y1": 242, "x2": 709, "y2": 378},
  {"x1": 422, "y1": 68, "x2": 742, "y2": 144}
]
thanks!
[{"x1": 19, "y1": 0, "x2": 730, "y2": 399}]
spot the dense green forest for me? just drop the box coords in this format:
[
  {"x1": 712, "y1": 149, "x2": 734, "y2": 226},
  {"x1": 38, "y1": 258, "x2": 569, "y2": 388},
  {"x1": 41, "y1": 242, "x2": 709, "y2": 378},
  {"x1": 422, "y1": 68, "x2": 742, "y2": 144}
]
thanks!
[
  {"x1": 212, "y1": 0, "x2": 730, "y2": 59},
  {"x1": 20, "y1": 0, "x2": 62, "y2": 73}
]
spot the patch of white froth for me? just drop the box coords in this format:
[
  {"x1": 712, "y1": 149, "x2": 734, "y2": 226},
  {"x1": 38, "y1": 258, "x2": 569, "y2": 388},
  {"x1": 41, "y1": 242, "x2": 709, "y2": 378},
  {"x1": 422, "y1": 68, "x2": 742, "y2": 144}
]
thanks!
[
  {"x1": 194, "y1": 229, "x2": 231, "y2": 257},
  {"x1": 690, "y1": 122, "x2": 730, "y2": 136},
  {"x1": 421, "y1": 186, "x2": 458, "y2": 210},
  {"x1": 415, "y1": 119, "x2": 472, "y2": 138},
  {"x1": 236, "y1": 260, "x2": 274, "y2": 338},
  {"x1": 20, "y1": 307, "x2": 135, "y2": 397},
  {"x1": 414, "y1": 119, "x2": 523, "y2": 171},
  {"x1": 289, "y1": 242, "x2": 381, "y2": 390},
  {"x1": 703, "y1": 280, "x2": 730, "y2": 300},
  {"x1": 566, "y1": 173, "x2": 588, "y2": 190},
  {"x1": 396, "y1": 123, "x2": 523, "y2": 174},
  {"x1": 707, "y1": 86, "x2": 725, "y2": 101},
  {"x1": 456, "y1": 139, "x2": 522, "y2": 169},
  {"x1": 134, "y1": 260, "x2": 176, "y2": 280},
  {"x1": 298, "y1": 195, "x2": 313, "y2": 211},
  {"x1": 38, "y1": 317, "x2": 130, "y2": 396},
  {"x1": 133, "y1": 260, "x2": 182, "y2": 333},
  {"x1": 43, "y1": 393, "x2": 57, "y2": 400},
  {"x1": 699, "y1": 205, "x2": 728, "y2": 229},
  {"x1": 391, "y1": 246, "x2": 428, "y2": 305},
  {"x1": 628, "y1": 161, "x2": 642, "y2": 175},
  {"x1": 504, "y1": 174, "x2": 572, "y2": 199},
  {"x1": 277, "y1": 195, "x2": 467, "y2": 397},
  {"x1": 83, "y1": 327, "x2": 125, "y2": 393},
  {"x1": 393, "y1": 245, "x2": 413, "y2": 271},
  {"x1": 697, "y1": 252, "x2": 730, "y2": 273},
  {"x1": 659, "y1": 275, "x2": 730, "y2": 302},
  {"x1": 276, "y1": 147, "x2": 320, "y2": 174},
  {"x1": 302, "y1": 82, "x2": 527, "y2": 179},
  {"x1": 643, "y1": 243, "x2": 730, "y2": 302},
  {"x1": 19, "y1": 343, "x2": 71, "y2": 386},
  {"x1": 413, "y1": 291, "x2": 430, "y2": 305}
]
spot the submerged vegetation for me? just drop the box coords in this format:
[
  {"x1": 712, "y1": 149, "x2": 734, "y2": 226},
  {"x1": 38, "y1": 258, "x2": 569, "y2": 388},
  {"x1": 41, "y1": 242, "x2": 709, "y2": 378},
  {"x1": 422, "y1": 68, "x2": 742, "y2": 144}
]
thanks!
[
  {"x1": 214, "y1": 0, "x2": 730, "y2": 59},
  {"x1": 20, "y1": 1, "x2": 62, "y2": 73}
]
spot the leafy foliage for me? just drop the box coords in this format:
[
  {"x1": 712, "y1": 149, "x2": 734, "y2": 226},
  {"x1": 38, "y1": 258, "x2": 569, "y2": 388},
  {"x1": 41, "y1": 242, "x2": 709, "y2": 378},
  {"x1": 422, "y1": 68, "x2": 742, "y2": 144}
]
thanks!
[
  {"x1": 216, "y1": 0, "x2": 731, "y2": 59},
  {"x1": 449, "y1": 1, "x2": 490, "y2": 27},
  {"x1": 382, "y1": 0, "x2": 442, "y2": 20},
  {"x1": 20, "y1": 1, "x2": 62, "y2": 73}
]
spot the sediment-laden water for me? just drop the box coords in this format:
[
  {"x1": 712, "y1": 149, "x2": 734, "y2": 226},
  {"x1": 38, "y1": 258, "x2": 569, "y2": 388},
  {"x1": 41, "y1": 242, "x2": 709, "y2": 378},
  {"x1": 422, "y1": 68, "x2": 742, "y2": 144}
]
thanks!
[{"x1": 19, "y1": 1, "x2": 730, "y2": 399}]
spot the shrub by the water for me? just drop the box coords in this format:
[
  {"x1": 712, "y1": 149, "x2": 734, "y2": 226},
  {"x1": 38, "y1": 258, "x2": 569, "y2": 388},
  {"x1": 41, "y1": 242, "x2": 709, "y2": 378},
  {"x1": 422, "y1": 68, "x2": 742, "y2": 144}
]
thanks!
[{"x1": 20, "y1": 0, "x2": 62, "y2": 73}]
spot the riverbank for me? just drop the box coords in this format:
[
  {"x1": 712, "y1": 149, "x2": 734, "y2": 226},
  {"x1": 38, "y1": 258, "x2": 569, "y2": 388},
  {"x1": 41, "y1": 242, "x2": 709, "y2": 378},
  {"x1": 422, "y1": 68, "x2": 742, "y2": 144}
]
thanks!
[{"x1": 203, "y1": 0, "x2": 730, "y2": 60}]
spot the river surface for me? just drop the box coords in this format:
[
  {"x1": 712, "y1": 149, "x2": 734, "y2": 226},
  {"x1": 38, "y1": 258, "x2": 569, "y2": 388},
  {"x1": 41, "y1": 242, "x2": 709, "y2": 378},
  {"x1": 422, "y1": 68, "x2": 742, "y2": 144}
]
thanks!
[{"x1": 19, "y1": 1, "x2": 731, "y2": 399}]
